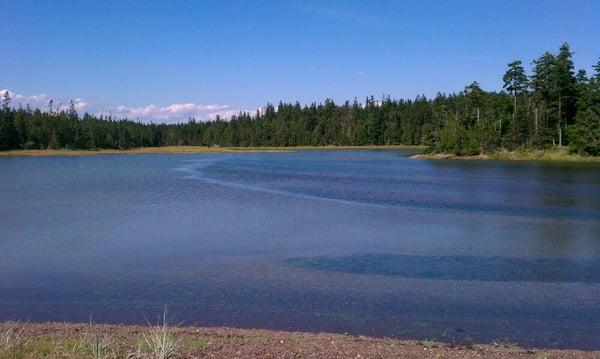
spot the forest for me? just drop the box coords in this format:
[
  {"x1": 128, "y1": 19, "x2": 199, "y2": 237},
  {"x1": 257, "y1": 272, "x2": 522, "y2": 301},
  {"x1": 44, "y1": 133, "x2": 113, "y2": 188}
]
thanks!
[{"x1": 1, "y1": 43, "x2": 599, "y2": 156}]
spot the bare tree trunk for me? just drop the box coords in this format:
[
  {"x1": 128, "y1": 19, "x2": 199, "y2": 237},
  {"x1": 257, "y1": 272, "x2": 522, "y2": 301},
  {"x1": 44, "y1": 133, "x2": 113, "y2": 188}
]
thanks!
[
  {"x1": 476, "y1": 107, "x2": 480, "y2": 124},
  {"x1": 558, "y1": 123, "x2": 562, "y2": 147},
  {"x1": 513, "y1": 92, "x2": 517, "y2": 122},
  {"x1": 534, "y1": 107, "x2": 538, "y2": 134},
  {"x1": 557, "y1": 93, "x2": 562, "y2": 146}
]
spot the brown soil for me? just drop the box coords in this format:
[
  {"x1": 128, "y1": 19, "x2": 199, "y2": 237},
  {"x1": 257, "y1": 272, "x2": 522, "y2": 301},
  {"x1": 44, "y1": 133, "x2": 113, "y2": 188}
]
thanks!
[{"x1": 3, "y1": 322, "x2": 598, "y2": 358}]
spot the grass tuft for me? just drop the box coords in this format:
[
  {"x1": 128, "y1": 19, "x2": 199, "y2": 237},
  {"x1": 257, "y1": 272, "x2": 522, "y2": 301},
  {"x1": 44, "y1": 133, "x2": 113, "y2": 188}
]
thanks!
[
  {"x1": 58, "y1": 320, "x2": 116, "y2": 358},
  {"x1": 131, "y1": 309, "x2": 180, "y2": 359},
  {"x1": 420, "y1": 339, "x2": 438, "y2": 349},
  {"x1": 86, "y1": 329, "x2": 114, "y2": 359},
  {"x1": 0, "y1": 322, "x2": 28, "y2": 352}
]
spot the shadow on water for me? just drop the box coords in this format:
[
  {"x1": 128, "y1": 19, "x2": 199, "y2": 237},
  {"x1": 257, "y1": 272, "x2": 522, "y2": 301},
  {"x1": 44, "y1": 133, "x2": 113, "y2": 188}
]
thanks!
[{"x1": 282, "y1": 253, "x2": 600, "y2": 283}]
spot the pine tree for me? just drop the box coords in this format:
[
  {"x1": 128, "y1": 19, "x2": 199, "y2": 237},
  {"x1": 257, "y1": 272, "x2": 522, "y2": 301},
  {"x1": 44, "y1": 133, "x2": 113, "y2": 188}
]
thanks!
[
  {"x1": 592, "y1": 59, "x2": 600, "y2": 82},
  {"x1": 503, "y1": 60, "x2": 529, "y2": 121},
  {"x1": 552, "y1": 43, "x2": 577, "y2": 146},
  {"x1": 464, "y1": 81, "x2": 485, "y2": 125},
  {"x1": 569, "y1": 58, "x2": 600, "y2": 155},
  {"x1": 0, "y1": 44, "x2": 597, "y2": 156},
  {"x1": 2, "y1": 90, "x2": 10, "y2": 110},
  {"x1": 503, "y1": 61, "x2": 529, "y2": 147},
  {"x1": 0, "y1": 91, "x2": 16, "y2": 150},
  {"x1": 531, "y1": 52, "x2": 557, "y2": 146}
]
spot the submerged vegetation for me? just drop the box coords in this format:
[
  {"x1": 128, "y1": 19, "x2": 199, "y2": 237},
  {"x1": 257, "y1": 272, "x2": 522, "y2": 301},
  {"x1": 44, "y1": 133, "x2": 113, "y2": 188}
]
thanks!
[{"x1": 1, "y1": 43, "x2": 598, "y2": 157}]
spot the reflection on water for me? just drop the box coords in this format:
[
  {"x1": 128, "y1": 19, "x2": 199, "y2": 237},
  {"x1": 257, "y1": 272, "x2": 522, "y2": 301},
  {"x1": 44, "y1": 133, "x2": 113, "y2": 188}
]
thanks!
[{"x1": 0, "y1": 150, "x2": 599, "y2": 349}]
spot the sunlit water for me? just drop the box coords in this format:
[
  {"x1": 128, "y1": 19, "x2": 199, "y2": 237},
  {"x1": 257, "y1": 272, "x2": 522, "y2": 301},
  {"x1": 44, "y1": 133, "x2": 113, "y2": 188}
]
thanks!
[{"x1": 1, "y1": 150, "x2": 599, "y2": 349}]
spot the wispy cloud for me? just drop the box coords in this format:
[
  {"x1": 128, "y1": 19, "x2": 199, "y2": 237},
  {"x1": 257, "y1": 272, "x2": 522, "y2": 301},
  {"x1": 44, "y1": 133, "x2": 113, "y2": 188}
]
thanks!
[{"x1": 0, "y1": 89, "x2": 247, "y2": 123}]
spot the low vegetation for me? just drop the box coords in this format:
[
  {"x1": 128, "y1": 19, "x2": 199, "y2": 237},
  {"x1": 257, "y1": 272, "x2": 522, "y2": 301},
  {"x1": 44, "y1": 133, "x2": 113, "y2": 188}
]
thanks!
[
  {"x1": 488, "y1": 148, "x2": 600, "y2": 162},
  {"x1": 0, "y1": 322, "x2": 27, "y2": 353},
  {"x1": 0, "y1": 145, "x2": 422, "y2": 157},
  {"x1": 0, "y1": 321, "x2": 598, "y2": 358},
  {"x1": 136, "y1": 311, "x2": 180, "y2": 359},
  {"x1": 414, "y1": 147, "x2": 600, "y2": 162},
  {"x1": 0, "y1": 319, "x2": 181, "y2": 359}
]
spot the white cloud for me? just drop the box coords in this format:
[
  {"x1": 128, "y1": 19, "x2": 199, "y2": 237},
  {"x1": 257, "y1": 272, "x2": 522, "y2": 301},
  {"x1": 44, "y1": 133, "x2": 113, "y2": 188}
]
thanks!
[
  {"x1": 1, "y1": 89, "x2": 88, "y2": 112},
  {"x1": 110, "y1": 103, "x2": 245, "y2": 123},
  {"x1": 0, "y1": 89, "x2": 247, "y2": 123},
  {"x1": 2, "y1": 89, "x2": 51, "y2": 109}
]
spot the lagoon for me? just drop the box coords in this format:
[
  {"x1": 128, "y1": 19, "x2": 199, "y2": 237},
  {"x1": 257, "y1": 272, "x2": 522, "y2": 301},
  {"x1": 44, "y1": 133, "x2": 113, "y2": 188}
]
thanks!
[{"x1": 1, "y1": 150, "x2": 599, "y2": 349}]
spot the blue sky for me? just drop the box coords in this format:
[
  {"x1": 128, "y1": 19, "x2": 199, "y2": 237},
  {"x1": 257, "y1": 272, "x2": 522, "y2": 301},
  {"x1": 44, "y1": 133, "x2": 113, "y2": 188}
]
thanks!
[{"x1": 1, "y1": 0, "x2": 599, "y2": 122}]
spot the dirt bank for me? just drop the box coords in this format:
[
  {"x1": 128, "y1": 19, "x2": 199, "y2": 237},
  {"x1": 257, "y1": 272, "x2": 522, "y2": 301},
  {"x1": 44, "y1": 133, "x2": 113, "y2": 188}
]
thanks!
[{"x1": 1, "y1": 322, "x2": 597, "y2": 358}]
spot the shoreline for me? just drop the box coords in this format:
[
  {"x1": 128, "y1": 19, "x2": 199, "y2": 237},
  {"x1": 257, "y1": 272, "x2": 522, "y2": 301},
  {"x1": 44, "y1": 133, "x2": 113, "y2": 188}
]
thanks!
[
  {"x1": 412, "y1": 148, "x2": 600, "y2": 162},
  {"x1": 1, "y1": 322, "x2": 597, "y2": 358},
  {"x1": 2, "y1": 146, "x2": 598, "y2": 162},
  {"x1": 0, "y1": 145, "x2": 422, "y2": 157}
]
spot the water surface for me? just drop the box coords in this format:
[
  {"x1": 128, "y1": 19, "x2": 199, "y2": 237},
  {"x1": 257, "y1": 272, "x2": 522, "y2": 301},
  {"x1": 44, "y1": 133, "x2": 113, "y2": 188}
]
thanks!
[{"x1": 1, "y1": 150, "x2": 599, "y2": 349}]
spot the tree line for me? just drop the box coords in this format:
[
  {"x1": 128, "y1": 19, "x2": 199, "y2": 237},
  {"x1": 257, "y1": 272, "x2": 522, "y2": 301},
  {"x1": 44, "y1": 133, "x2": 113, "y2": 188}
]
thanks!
[{"x1": 1, "y1": 43, "x2": 598, "y2": 155}]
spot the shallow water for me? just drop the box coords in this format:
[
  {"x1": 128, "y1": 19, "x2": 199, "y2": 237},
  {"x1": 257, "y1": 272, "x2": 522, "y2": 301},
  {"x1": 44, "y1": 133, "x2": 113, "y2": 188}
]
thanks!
[{"x1": 1, "y1": 150, "x2": 599, "y2": 349}]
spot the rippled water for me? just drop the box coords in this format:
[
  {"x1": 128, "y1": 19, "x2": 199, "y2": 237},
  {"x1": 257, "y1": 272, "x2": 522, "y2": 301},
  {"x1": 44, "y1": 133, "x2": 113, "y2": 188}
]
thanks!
[{"x1": 1, "y1": 150, "x2": 599, "y2": 349}]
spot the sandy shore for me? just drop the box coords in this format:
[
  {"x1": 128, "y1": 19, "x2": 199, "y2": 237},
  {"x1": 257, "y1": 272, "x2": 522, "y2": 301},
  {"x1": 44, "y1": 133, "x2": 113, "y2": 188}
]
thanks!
[
  {"x1": 0, "y1": 322, "x2": 597, "y2": 358},
  {"x1": 0, "y1": 145, "x2": 422, "y2": 157}
]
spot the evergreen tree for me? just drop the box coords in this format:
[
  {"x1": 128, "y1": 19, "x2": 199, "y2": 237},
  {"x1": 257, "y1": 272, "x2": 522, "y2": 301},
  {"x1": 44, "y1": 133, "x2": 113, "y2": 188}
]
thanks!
[
  {"x1": 503, "y1": 60, "x2": 529, "y2": 117},
  {"x1": 531, "y1": 51, "x2": 557, "y2": 146},
  {"x1": 552, "y1": 42, "x2": 577, "y2": 146},
  {"x1": 0, "y1": 91, "x2": 16, "y2": 150},
  {"x1": 592, "y1": 59, "x2": 600, "y2": 82},
  {"x1": 0, "y1": 44, "x2": 596, "y2": 157},
  {"x1": 569, "y1": 59, "x2": 600, "y2": 155},
  {"x1": 2, "y1": 90, "x2": 10, "y2": 110},
  {"x1": 503, "y1": 60, "x2": 529, "y2": 144}
]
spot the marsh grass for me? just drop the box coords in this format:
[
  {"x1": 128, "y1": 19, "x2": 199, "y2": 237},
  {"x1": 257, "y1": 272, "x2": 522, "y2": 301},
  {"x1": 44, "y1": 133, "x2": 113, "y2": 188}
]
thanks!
[
  {"x1": 0, "y1": 322, "x2": 28, "y2": 352},
  {"x1": 79, "y1": 322, "x2": 115, "y2": 359},
  {"x1": 1, "y1": 320, "x2": 117, "y2": 358},
  {"x1": 51, "y1": 320, "x2": 117, "y2": 358},
  {"x1": 0, "y1": 312, "x2": 184, "y2": 359},
  {"x1": 0, "y1": 320, "x2": 584, "y2": 358},
  {"x1": 417, "y1": 147, "x2": 600, "y2": 162},
  {"x1": 0, "y1": 144, "x2": 421, "y2": 157},
  {"x1": 130, "y1": 309, "x2": 180, "y2": 359},
  {"x1": 488, "y1": 147, "x2": 600, "y2": 162}
]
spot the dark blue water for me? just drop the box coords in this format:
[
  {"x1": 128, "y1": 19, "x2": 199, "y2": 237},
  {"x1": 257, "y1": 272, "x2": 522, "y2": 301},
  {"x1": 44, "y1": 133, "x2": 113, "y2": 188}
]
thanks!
[{"x1": 1, "y1": 150, "x2": 599, "y2": 349}]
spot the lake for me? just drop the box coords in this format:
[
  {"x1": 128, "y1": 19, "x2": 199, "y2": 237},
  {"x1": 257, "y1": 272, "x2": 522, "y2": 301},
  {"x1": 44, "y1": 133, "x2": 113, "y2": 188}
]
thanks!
[{"x1": 1, "y1": 150, "x2": 599, "y2": 349}]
